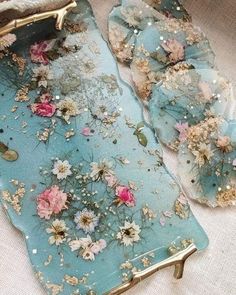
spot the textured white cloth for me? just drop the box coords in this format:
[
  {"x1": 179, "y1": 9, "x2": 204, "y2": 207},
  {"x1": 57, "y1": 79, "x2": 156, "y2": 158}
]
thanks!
[{"x1": 1, "y1": 1, "x2": 236, "y2": 294}]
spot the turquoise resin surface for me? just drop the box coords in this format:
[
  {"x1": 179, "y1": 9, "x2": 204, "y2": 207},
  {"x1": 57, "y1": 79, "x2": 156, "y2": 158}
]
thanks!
[
  {"x1": 0, "y1": 1, "x2": 208, "y2": 294},
  {"x1": 148, "y1": 69, "x2": 235, "y2": 150},
  {"x1": 178, "y1": 119, "x2": 236, "y2": 207}
]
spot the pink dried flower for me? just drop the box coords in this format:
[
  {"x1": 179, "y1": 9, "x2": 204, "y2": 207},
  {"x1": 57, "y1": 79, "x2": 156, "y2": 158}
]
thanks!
[
  {"x1": 37, "y1": 185, "x2": 67, "y2": 219},
  {"x1": 0, "y1": 33, "x2": 16, "y2": 51},
  {"x1": 31, "y1": 102, "x2": 56, "y2": 117},
  {"x1": 159, "y1": 216, "x2": 166, "y2": 226},
  {"x1": 30, "y1": 39, "x2": 55, "y2": 65},
  {"x1": 175, "y1": 122, "x2": 189, "y2": 142},
  {"x1": 216, "y1": 136, "x2": 232, "y2": 153},
  {"x1": 104, "y1": 174, "x2": 118, "y2": 187},
  {"x1": 161, "y1": 39, "x2": 184, "y2": 63},
  {"x1": 116, "y1": 185, "x2": 136, "y2": 207},
  {"x1": 81, "y1": 127, "x2": 93, "y2": 136}
]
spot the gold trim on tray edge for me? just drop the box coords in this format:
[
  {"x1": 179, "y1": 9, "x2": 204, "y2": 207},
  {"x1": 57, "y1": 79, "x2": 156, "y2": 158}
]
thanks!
[
  {"x1": 103, "y1": 243, "x2": 197, "y2": 295},
  {"x1": 0, "y1": 0, "x2": 77, "y2": 36}
]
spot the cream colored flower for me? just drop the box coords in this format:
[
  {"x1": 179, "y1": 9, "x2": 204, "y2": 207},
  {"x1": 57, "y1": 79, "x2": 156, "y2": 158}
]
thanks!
[
  {"x1": 216, "y1": 136, "x2": 232, "y2": 153},
  {"x1": 46, "y1": 219, "x2": 68, "y2": 245},
  {"x1": 90, "y1": 159, "x2": 114, "y2": 181},
  {"x1": 109, "y1": 25, "x2": 133, "y2": 63},
  {"x1": 57, "y1": 98, "x2": 80, "y2": 122},
  {"x1": 0, "y1": 33, "x2": 16, "y2": 51},
  {"x1": 32, "y1": 65, "x2": 53, "y2": 88},
  {"x1": 161, "y1": 39, "x2": 184, "y2": 63},
  {"x1": 117, "y1": 221, "x2": 141, "y2": 246},
  {"x1": 81, "y1": 248, "x2": 95, "y2": 261},
  {"x1": 192, "y1": 143, "x2": 214, "y2": 167},
  {"x1": 52, "y1": 159, "x2": 72, "y2": 180},
  {"x1": 120, "y1": 6, "x2": 141, "y2": 27}
]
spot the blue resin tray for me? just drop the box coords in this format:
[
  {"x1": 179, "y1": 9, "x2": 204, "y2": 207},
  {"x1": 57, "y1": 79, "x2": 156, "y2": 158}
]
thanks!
[{"x1": 0, "y1": 1, "x2": 208, "y2": 294}]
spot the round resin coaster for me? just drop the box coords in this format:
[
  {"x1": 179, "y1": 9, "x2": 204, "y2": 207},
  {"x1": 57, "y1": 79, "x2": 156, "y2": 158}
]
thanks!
[
  {"x1": 108, "y1": 0, "x2": 165, "y2": 64},
  {"x1": 148, "y1": 68, "x2": 235, "y2": 150},
  {"x1": 130, "y1": 18, "x2": 215, "y2": 100},
  {"x1": 143, "y1": 0, "x2": 190, "y2": 20},
  {"x1": 0, "y1": 1, "x2": 208, "y2": 294},
  {"x1": 178, "y1": 118, "x2": 236, "y2": 208},
  {"x1": 108, "y1": 0, "x2": 190, "y2": 65}
]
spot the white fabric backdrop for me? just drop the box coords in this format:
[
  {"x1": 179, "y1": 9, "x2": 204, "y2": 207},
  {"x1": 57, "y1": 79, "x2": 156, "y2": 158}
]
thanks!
[{"x1": 1, "y1": 1, "x2": 236, "y2": 294}]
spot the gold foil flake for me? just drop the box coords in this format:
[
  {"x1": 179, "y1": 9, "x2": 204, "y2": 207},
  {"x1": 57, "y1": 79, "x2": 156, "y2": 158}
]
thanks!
[
  {"x1": 44, "y1": 255, "x2": 53, "y2": 266},
  {"x1": 35, "y1": 271, "x2": 44, "y2": 282},
  {"x1": 168, "y1": 239, "x2": 194, "y2": 256},
  {"x1": 11, "y1": 53, "x2": 26, "y2": 75},
  {"x1": 120, "y1": 261, "x2": 133, "y2": 270},
  {"x1": 174, "y1": 198, "x2": 190, "y2": 219},
  {"x1": 37, "y1": 128, "x2": 53, "y2": 142},
  {"x1": 216, "y1": 187, "x2": 236, "y2": 207},
  {"x1": 141, "y1": 257, "x2": 151, "y2": 267},
  {"x1": 1, "y1": 180, "x2": 26, "y2": 214},
  {"x1": 65, "y1": 129, "x2": 75, "y2": 139},
  {"x1": 15, "y1": 86, "x2": 29, "y2": 102},
  {"x1": 64, "y1": 275, "x2": 79, "y2": 286},
  {"x1": 46, "y1": 283, "x2": 63, "y2": 295},
  {"x1": 11, "y1": 105, "x2": 18, "y2": 112},
  {"x1": 142, "y1": 205, "x2": 157, "y2": 220},
  {"x1": 122, "y1": 273, "x2": 129, "y2": 282}
]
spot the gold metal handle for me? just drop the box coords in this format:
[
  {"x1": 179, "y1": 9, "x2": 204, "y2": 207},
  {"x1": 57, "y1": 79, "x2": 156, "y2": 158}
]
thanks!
[
  {"x1": 0, "y1": 0, "x2": 77, "y2": 36},
  {"x1": 106, "y1": 243, "x2": 197, "y2": 295}
]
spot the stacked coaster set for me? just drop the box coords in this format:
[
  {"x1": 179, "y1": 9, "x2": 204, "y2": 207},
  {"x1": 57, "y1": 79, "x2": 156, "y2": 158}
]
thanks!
[
  {"x1": 0, "y1": 0, "x2": 235, "y2": 294},
  {"x1": 108, "y1": 0, "x2": 236, "y2": 208}
]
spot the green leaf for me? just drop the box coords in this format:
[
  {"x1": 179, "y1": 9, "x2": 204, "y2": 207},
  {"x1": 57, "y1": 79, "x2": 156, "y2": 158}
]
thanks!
[
  {"x1": 1, "y1": 150, "x2": 19, "y2": 162},
  {"x1": 137, "y1": 132, "x2": 148, "y2": 147},
  {"x1": 0, "y1": 142, "x2": 8, "y2": 153}
]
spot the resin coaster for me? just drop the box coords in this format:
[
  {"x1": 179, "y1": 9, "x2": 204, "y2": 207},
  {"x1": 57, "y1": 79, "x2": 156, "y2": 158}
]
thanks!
[
  {"x1": 108, "y1": 0, "x2": 166, "y2": 64},
  {"x1": 0, "y1": 1, "x2": 208, "y2": 294},
  {"x1": 130, "y1": 18, "x2": 215, "y2": 100},
  {"x1": 178, "y1": 118, "x2": 236, "y2": 208},
  {"x1": 148, "y1": 68, "x2": 235, "y2": 150},
  {"x1": 143, "y1": 0, "x2": 190, "y2": 20},
  {"x1": 108, "y1": 0, "x2": 190, "y2": 65}
]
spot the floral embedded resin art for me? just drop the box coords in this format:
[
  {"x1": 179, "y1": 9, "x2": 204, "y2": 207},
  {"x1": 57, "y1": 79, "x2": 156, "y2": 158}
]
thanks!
[
  {"x1": 178, "y1": 119, "x2": 236, "y2": 207},
  {"x1": 0, "y1": 0, "x2": 209, "y2": 294},
  {"x1": 148, "y1": 68, "x2": 235, "y2": 150},
  {"x1": 108, "y1": 0, "x2": 236, "y2": 208}
]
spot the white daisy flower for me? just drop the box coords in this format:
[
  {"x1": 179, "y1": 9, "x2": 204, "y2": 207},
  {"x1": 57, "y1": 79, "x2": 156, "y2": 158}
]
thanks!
[
  {"x1": 46, "y1": 219, "x2": 68, "y2": 245},
  {"x1": 90, "y1": 159, "x2": 114, "y2": 181},
  {"x1": 52, "y1": 159, "x2": 72, "y2": 180},
  {"x1": 81, "y1": 248, "x2": 95, "y2": 261},
  {"x1": 74, "y1": 209, "x2": 99, "y2": 233},
  {"x1": 117, "y1": 221, "x2": 141, "y2": 246}
]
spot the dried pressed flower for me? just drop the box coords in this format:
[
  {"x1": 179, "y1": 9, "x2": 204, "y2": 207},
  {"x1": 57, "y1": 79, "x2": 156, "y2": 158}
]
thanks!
[
  {"x1": 0, "y1": 33, "x2": 16, "y2": 51},
  {"x1": 216, "y1": 187, "x2": 236, "y2": 207},
  {"x1": 15, "y1": 86, "x2": 29, "y2": 102}
]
